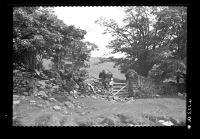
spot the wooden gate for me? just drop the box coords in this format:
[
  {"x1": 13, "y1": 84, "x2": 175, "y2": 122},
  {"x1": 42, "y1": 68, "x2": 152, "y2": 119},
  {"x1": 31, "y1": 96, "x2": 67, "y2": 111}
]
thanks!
[{"x1": 111, "y1": 82, "x2": 129, "y2": 97}]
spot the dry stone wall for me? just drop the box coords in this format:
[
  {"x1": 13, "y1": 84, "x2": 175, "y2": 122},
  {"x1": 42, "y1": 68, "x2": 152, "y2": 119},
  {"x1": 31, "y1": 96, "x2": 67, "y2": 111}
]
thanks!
[
  {"x1": 13, "y1": 70, "x2": 64, "y2": 97},
  {"x1": 136, "y1": 75, "x2": 183, "y2": 96}
]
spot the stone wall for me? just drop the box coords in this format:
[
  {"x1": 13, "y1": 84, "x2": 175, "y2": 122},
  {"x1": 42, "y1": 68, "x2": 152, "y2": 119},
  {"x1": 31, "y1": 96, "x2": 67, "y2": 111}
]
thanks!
[
  {"x1": 13, "y1": 70, "x2": 63, "y2": 97},
  {"x1": 137, "y1": 75, "x2": 184, "y2": 96},
  {"x1": 136, "y1": 75, "x2": 159, "y2": 97}
]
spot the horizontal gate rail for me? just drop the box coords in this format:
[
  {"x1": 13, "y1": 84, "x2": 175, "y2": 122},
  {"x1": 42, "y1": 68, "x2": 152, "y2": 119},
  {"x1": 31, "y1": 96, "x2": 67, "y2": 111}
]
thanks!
[
  {"x1": 111, "y1": 82, "x2": 127, "y2": 96},
  {"x1": 112, "y1": 85, "x2": 126, "y2": 95}
]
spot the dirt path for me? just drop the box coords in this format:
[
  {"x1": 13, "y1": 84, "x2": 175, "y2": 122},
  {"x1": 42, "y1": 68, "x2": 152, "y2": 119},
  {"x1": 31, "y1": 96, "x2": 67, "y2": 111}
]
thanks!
[{"x1": 13, "y1": 95, "x2": 186, "y2": 126}]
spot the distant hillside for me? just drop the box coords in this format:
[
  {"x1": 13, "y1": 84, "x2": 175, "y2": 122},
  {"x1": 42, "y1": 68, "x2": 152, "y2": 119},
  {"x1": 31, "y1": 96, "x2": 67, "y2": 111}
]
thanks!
[
  {"x1": 86, "y1": 57, "x2": 125, "y2": 80},
  {"x1": 42, "y1": 57, "x2": 125, "y2": 80}
]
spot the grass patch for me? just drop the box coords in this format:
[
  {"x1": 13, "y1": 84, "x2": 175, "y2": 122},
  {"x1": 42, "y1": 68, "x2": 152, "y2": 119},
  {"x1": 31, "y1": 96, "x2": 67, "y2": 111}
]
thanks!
[
  {"x1": 13, "y1": 116, "x2": 23, "y2": 126},
  {"x1": 76, "y1": 119, "x2": 96, "y2": 126},
  {"x1": 33, "y1": 114, "x2": 52, "y2": 126}
]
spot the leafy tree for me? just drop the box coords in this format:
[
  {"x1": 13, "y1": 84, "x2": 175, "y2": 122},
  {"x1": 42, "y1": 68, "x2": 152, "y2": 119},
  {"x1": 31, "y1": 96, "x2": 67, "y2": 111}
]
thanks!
[
  {"x1": 13, "y1": 7, "x2": 64, "y2": 72},
  {"x1": 148, "y1": 6, "x2": 187, "y2": 83},
  {"x1": 95, "y1": 7, "x2": 159, "y2": 76},
  {"x1": 96, "y1": 6, "x2": 187, "y2": 83},
  {"x1": 13, "y1": 7, "x2": 98, "y2": 77}
]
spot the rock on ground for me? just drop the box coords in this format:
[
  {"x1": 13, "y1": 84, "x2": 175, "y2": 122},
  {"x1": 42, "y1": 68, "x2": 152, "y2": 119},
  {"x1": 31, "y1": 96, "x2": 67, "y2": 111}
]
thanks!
[
  {"x1": 64, "y1": 101, "x2": 74, "y2": 109},
  {"x1": 37, "y1": 91, "x2": 48, "y2": 98},
  {"x1": 53, "y1": 105, "x2": 62, "y2": 111},
  {"x1": 13, "y1": 100, "x2": 20, "y2": 105}
]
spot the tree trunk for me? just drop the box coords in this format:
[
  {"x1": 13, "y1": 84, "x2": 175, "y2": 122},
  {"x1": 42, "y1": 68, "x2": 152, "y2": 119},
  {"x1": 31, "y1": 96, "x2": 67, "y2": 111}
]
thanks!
[{"x1": 23, "y1": 49, "x2": 37, "y2": 72}]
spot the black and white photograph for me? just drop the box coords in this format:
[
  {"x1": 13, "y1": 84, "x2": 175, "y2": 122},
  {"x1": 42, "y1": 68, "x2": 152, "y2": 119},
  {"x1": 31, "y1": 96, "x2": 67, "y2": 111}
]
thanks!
[{"x1": 13, "y1": 6, "x2": 187, "y2": 127}]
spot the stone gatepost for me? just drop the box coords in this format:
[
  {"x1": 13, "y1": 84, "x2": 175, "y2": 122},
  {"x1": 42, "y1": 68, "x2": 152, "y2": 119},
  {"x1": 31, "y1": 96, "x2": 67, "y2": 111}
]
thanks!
[{"x1": 125, "y1": 69, "x2": 138, "y2": 97}]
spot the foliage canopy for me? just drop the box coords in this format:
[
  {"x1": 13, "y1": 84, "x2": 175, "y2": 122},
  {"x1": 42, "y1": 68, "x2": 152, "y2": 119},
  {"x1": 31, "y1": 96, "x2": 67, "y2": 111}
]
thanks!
[
  {"x1": 13, "y1": 7, "x2": 98, "y2": 75},
  {"x1": 96, "y1": 6, "x2": 187, "y2": 83}
]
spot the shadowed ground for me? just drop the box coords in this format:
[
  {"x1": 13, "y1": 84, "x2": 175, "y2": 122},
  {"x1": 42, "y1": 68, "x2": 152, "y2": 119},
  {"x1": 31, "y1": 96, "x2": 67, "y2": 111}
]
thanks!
[{"x1": 13, "y1": 95, "x2": 186, "y2": 126}]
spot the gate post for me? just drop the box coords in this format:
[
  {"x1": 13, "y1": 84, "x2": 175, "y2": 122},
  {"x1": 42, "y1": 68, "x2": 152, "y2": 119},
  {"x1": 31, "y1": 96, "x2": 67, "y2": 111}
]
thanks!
[{"x1": 125, "y1": 69, "x2": 138, "y2": 97}]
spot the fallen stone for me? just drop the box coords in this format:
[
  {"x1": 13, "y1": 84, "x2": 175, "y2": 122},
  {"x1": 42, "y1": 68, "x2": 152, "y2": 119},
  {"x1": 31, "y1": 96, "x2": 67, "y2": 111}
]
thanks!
[
  {"x1": 53, "y1": 105, "x2": 62, "y2": 111},
  {"x1": 80, "y1": 112, "x2": 86, "y2": 116},
  {"x1": 36, "y1": 83, "x2": 40, "y2": 87},
  {"x1": 107, "y1": 95, "x2": 112, "y2": 98},
  {"x1": 30, "y1": 100, "x2": 36, "y2": 104},
  {"x1": 37, "y1": 91, "x2": 48, "y2": 98},
  {"x1": 39, "y1": 86, "x2": 46, "y2": 89},
  {"x1": 37, "y1": 81, "x2": 46, "y2": 86},
  {"x1": 47, "y1": 84, "x2": 53, "y2": 88},
  {"x1": 162, "y1": 121, "x2": 173, "y2": 126},
  {"x1": 52, "y1": 85, "x2": 59, "y2": 89},
  {"x1": 69, "y1": 91, "x2": 74, "y2": 95},
  {"x1": 49, "y1": 97, "x2": 57, "y2": 102},
  {"x1": 127, "y1": 99, "x2": 136, "y2": 103},
  {"x1": 13, "y1": 100, "x2": 20, "y2": 105},
  {"x1": 50, "y1": 88, "x2": 56, "y2": 93},
  {"x1": 113, "y1": 96, "x2": 119, "y2": 100},
  {"x1": 127, "y1": 123, "x2": 134, "y2": 126},
  {"x1": 13, "y1": 70, "x2": 20, "y2": 73},
  {"x1": 21, "y1": 96, "x2": 26, "y2": 99},
  {"x1": 158, "y1": 120, "x2": 174, "y2": 126},
  {"x1": 177, "y1": 92, "x2": 183, "y2": 97},
  {"x1": 37, "y1": 103, "x2": 44, "y2": 108},
  {"x1": 73, "y1": 95, "x2": 78, "y2": 99},
  {"x1": 22, "y1": 92, "x2": 29, "y2": 96},
  {"x1": 63, "y1": 110, "x2": 68, "y2": 115},
  {"x1": 13, "y1": 95, "x2": 20, "y2": 99},
  {"x1": 73, "y1": 90, "x2": 78, "y2": 94},
  {"x1": 101, "y1": 117, "x2": 115, "y2": 126},
  {"x1": 91, "y1": 95, "x2": 97, "y2": 99},
  {"x1": 158, "y1": 120, "x2": 165, "y2": 123},
  {"x1": 64, "y1": 101, "x2": 74, "y2": 109}
]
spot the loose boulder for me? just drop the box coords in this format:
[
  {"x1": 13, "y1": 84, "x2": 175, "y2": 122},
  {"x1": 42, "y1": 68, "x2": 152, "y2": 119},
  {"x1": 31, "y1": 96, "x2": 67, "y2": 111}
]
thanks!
[
  {"x1": 64, "y1": 101, "x2": 74, "y2": 109},
  {"x1": 37, "y1": 91, "x2": 48, "y2": 98},
  {"x1": 53, "y1": 105, "x2": 62, "y2": 111}
]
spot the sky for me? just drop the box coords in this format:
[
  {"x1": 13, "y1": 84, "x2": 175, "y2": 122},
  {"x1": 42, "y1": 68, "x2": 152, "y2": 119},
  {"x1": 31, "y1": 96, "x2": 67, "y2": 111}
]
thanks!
[{"x1": 53, "y1": 6, "x2": 126, "y2": 58}]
